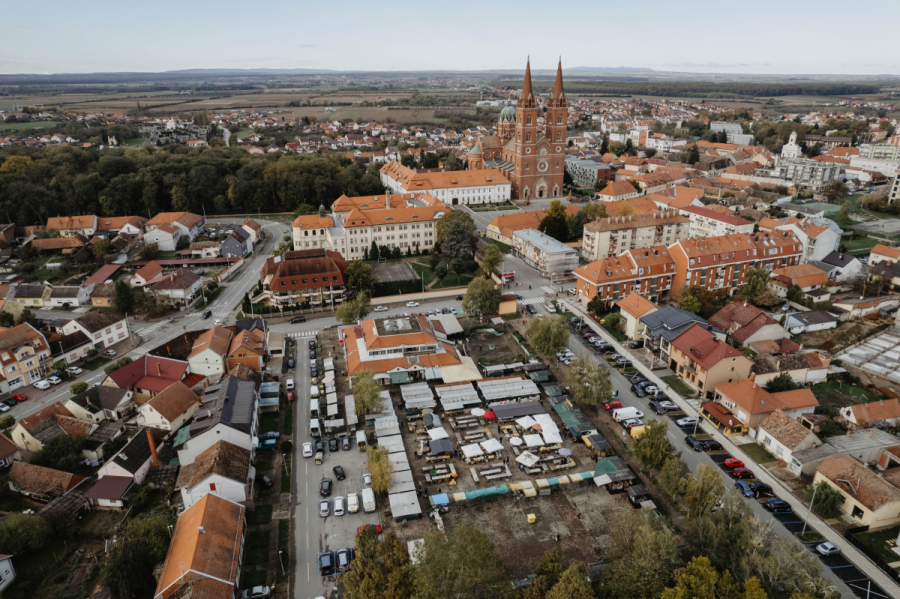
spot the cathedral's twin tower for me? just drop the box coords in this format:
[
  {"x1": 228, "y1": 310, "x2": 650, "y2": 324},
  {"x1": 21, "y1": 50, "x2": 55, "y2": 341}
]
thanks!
[{"x1": 469, "y1": 58, "x2": 568, "y2": 200}]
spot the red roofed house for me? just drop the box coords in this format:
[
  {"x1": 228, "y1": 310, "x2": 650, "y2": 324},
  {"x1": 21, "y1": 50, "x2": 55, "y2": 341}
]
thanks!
[
  {"x1": 708, "y1": 302, "x2": 788, "y2": 347},
  {"x1": 148, "y1": 269, "x2": 203, "y2": 311},
  {"x1": 711, "y1": 379, "x2": 818, "y2": 432},
  {"x1": 343, "y1": 314, "x2": 467, "y2": 384},
  {"x1": 8, "y1": 461, "x2": 86, "y2": 501},
  {"x1": 813, "y1": 455, "x2": 900, "y2": 528},
  {"x1": 258, "y1": 249, "x2": 347, "y2": 308},
  {"x1": 137, "y1": 381, "x2": 201, "y2": 432},
  {"x1": 869, "y1": 244, "x2": 900, "y2": 266},
  {"x1": 840, "y1": 398, "x2": 900, "y2": 429},
  {"x1": 769, "y1": 263, "x2": 829, "y2": 298},
  {"x1": 102, "y1": 355, "x2": 191, "y2": 403},
  {"x1": 596, "y1": 180, "x2": 641, "y2": 202},
  {"x1": 681, "y1": 205, "x2": 754, "y2": 238},
  {"x1": 668, "y1": 324, "x2": 753, "y2": 398},
  {"x1": 616, "y1": 293, "x2": 659, "y2": 340}
]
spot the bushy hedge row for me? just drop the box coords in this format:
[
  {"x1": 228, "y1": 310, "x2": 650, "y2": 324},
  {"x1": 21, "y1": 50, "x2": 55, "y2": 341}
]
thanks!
[{"x1": 372, "y1": 279, "x2": 422, "y2": 297}]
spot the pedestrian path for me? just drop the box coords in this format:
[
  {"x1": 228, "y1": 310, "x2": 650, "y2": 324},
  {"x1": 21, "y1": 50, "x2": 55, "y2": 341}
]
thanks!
[{"x1": 517, "y1": 297, "x2": 545, "y2": 306}]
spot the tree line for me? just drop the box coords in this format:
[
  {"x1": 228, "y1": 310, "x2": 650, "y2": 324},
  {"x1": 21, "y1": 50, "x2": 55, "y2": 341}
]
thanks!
[
  {"x1": 494, "y1": 80, "x2": 883, "y2": 98},
  {"x1": 0, "y1": 146, "x2": 385, "y2": 225}
]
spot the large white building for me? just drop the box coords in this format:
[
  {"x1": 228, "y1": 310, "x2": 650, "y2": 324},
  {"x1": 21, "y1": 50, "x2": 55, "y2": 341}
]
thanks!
[
  {"x1": 380, "y1": 161, "x2": 511, "y2": 205},
  {"x1": 511, "y1": 229, "x2": 579, "y2": 279}
]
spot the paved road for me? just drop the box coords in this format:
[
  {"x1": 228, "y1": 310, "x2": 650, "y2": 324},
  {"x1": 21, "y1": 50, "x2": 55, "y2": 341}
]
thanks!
[{"x1": 7, "y1": 219, "x2": 292, "y2": 423}]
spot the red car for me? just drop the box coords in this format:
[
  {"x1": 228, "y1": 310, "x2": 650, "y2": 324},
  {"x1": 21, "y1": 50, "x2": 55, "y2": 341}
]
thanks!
[
  {"x1": 723, "y1": 458, "x2": 745, "y2": 469},
  {"x1": 604, "y1": 400, "x2": 622, "y2": 411},
  {"x1": 286, "y1": 392, "x2": 294, "y2": 403},
  {"x1": 732, "y1": 467, "x2": 754, "y2": 479},
  {"x1": 10, "y1": 394, "x2": 26, "y2": 403},
  {"x1": 357, "y1": 524, "x2": 382, "y2": 536}
]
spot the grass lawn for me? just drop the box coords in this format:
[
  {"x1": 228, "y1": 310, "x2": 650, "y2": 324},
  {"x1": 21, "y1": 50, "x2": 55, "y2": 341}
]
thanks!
[
  {"x1": 856, "y1": 526, "x2": 900, "y2": 564},
  {"x1": 661, "y1": 375, "x2": 693, "y2": 397},
  {"x1": 245, "y1": 530, "x2": 271, "y2": 566},
  {"x1": 260, "y1": 413, "x2": 279, "y2": 434},
  {"x1": 811, "y1": 381, "x2": 881, "y2": 403},
  {"x1": 501, "y1": 312, "x2": 521, "y2": 321},
  {"x1": 409, "y1": 262, "x2": 436, "y2": 286},
  {"x1": 247, "y1": 504, "x2": 273, "y2": 526},
  {"x1": 468, "y1": 202, "x2": 519, "y2": 212},
  {"x1": 432, "y1": 272, "x2": 473, "y2": 289},
  {"x1": 844, "y1": 237, "x2": 879, "y2": 253},
  {"x1": 796, "y1": 531, "x2": 825, "y2": 543},
  {"x1": 124, "y1": 136, "x2": 147, "y2": 147},
  {"x1": 242, "y1": 569, "x2": 267, "y2": 588},
  {"x1": 280, "y1": 459, "x2": 292, "y2": 493},
  {"x1": 276, "y1": 519, "x2": 290, "y2": 581},
  {"x1": 602, "y1": 323, "x2": 627, "y2": 342},
  {"x1": 739, "y1": 442, "x2": 777, "y2": 464},
  {"x1": 0, "y1": 120, "x2": 59, "y2": 131},
  {"x1": 282, "y1": 401, "x2": 293, "y2": 434},
  {"x1": 487, "y1": 239, "x2": 511, "y2": 254},
  {"x1": 81, "y1": 355, "x2": 111, "y2": 371}
]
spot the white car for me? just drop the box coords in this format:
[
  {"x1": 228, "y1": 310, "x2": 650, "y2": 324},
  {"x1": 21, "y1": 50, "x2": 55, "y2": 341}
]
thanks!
[
  {"x1": 0, "y1": 404, "x2": 9, "y2": 413},
  {"x1": 286, "y1": 379, "x2": 295, "y2": 391},
  {"x1": 214, "y1": 319, "x2": 223, "y2": 326},
  {"x1": 48, "y1": 376, "x2": 62, "y2": 385},
  {"x1": 347, "y1": 492, "x2": 359, "y2": 513},
  {"x1": 644, "y1": 385, "x2": 659, "y2": 394},
  {"x1": 374, "y1": 306, "x2": 388, "y2": 312},
  {"x1": 676, "y1": 417, "x2": 699, "y2": 427},
  {"x1": 406, "y1": 301, "x2": 420, "y2": 307},
  {"x1": 545, "y1": 304, "x2": 556, "y2": 313},
  {"x1": 334, "y1": 496, "x2": 345, "y2": 516},
  {"x1": 34, "y1": 380, "x2": 51, "y2": 390},
  {"x1": 363, "y1": 473, "x2": 372, "y2": 488},
  {"x1": 302, "y1": 442, "x2": 313, "y2": 458},
  {"x1": 66, "y1": 367, "x2": 83, "y2": 376},
  {"x1": 815, "y1": 542, "x2": 841, "y2": 556},
  {"x1": 102, "y1": 349, "x2": 117, "y2": 357}
]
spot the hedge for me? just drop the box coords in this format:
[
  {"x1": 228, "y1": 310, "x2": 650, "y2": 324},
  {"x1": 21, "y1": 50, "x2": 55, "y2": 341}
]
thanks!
[{"x1": 372, "y1": 279, "x2": 422, "y2": 297}]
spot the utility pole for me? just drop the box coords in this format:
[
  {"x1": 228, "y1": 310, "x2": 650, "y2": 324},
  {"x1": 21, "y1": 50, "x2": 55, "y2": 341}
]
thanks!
[{"x1": 801, "y1": 481, "x2": 820, "y2": 536}]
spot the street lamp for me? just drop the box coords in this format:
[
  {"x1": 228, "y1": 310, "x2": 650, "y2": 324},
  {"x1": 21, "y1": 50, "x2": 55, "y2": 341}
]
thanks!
[{"x1": 801, "y1": 482, "x2": 820, "y2": 536}]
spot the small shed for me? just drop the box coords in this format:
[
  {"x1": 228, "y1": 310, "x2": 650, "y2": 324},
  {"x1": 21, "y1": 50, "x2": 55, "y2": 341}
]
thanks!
[
  {"x1": 389, "y1": 491, "x2": 422, "y2": 522},
  {"x1": 83, "y1": 476, "x2": 134, "y2": 509}
]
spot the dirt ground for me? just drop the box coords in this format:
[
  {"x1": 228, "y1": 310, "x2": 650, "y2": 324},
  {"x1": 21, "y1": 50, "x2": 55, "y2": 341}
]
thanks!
[
  {"x1": 794, "y1": 318, "x2": 880, "y2": 352},
  {"x1": 466, "y1": 325, "x2": 527, "y2": 366}
]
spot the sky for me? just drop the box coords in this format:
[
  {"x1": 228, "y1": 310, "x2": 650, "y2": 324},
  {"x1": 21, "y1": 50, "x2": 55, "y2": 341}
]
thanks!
[{"x1": 2, "y1": 0, "x2": 898, "y2": 75}]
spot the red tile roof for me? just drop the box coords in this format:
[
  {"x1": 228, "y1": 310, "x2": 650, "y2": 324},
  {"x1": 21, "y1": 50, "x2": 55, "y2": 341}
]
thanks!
[{"x1": 671, "y1": 324, "x2": 743, "y2": 369}]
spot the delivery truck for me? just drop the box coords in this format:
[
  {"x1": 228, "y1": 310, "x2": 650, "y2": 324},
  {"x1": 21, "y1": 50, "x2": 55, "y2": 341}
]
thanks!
[{"x1": 611, "y1": 406, "x2": 644, "y2": 422}]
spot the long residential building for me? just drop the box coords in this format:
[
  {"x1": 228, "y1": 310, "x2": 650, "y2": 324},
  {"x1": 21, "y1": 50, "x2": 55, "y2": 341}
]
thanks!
[
  {"x1": 575, "y1": 231, "x2": 804, "y2": 306},
  {"x1": 380, "y1": 161, "x2": 511, "y2": 205},
  {"x1": 581, "y1": 210, "x2": 689, "y2": 262},
  {"x1": 680, "y1": 205, "x2": 754, "y2": 238},
  {"x1": 292, "y1": 196, "x2": 448, "y2": 261},
  {"x1": 258, "y1": 249, "x2": 347, "y2": 308}
]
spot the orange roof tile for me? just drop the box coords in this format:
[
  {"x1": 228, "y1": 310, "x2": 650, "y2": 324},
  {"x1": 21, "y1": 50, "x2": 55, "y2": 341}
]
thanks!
[
  {"x1": 380, "y1": 161, "x2": 509, "y2": 190},
  {"x1": 817, "y1": 455, "x2": 900, "y2": 512},
  {"x1": 671, "y1": 324, "x2": 743, "y2": 370},
  {"x1": 846, "y1": 398, "x2": 900, "y2": 424},
  {"x1": 871, "y1": 244, "x2": 900, "y2": 261},
  {"x1": 616, "y1": 293, "x2": 657, "y2": 318}
]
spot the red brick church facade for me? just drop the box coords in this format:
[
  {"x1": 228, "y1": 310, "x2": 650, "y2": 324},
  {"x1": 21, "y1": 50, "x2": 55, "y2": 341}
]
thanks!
[{"x1": 468, "y1": 59, "x2": 568, "y2": 200}]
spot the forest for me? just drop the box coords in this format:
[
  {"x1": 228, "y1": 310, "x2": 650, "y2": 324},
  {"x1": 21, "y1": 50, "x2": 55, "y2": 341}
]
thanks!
[
  {"x1": 0, "y1": 145, "x2": 386, "y2": 224},
  {"x1": 494, "y1": 80, "x2": 884, "y2": 98}
]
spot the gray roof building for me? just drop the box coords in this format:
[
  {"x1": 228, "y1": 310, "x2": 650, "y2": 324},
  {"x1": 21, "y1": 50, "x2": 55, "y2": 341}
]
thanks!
[{"x1": 639, "y1": 306, "x2": 712, "y2": 344}]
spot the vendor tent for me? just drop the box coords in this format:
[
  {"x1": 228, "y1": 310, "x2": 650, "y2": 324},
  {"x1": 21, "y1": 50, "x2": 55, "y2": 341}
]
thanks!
[
  {"x1": 516, "y1": 451, "x2": 540, "y2": 468},
  {"x1": 461, "y1": 443, "x2": 484, "y2": 459},
  {"x1": 480, "y1": 438, "x2": 504, "y2": 453},
  {"x1": 524, "y1": 434, "x2": 544, "y2": 448},
  {"x1": 427, "y1": 427, "x2": 449, "y2": 441}
]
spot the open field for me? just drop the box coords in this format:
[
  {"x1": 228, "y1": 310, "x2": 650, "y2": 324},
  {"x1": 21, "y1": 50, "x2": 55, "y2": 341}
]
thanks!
[{"x1": 0, "y1": 120, "x2": 60, "y2": 130}]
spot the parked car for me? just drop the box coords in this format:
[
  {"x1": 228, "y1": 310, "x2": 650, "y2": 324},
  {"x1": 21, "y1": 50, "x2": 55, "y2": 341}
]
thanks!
[
  {"x1": 604, "y1": 400, "x2": 622, "y2": 412},
  {"x1": 66, "y1": 366, "x2": 83, "y2": 376},
  {"x1": 336, "y1": 547, "x2": 352, "y2": 572},
  {"x1": 318, "y1": 551, "x2": 335, "y2": 576},
  {"x1": 622, "y1": 418, "x2": 643, "y2": 429},
  {"x1": 630, "y1": 340, "x2": 644, "y2": 349},
  {"x1": 287, "y1": 359, "x2": 295, "y2": 368},
  {"x1": 650, "y1": 400, "x2": 678, "y2": 414},
  {"x1": 334, "y1": 496, "x2": 345, "y2": 516},
  {"x1": 406, "y1": 301, "x2": 420, "y2": 307},
  {"x1": 734, "y1": 480, "x2": 755, "y2": 497},
  {"x1": 241, "y1": 586, "x2": 271, "y2": 599},
  {"x1": 320, "y1": 478, "x2": 333, "y2": 497},
  {"x1": 676, "y1": 417, "x2": 699, "y2": 428},
  {"x1": 329, "y1": 438, "x2": 338, "y2": 452},
  {"x1": 315, "y1": 439, "x2": 324, "y2": 453},
  {"x1": 258, "y1": 439, "x2": 277, "y2": 450},
  {"x1": 34, "y1": 380, "x2": 50, "y2": 390},
  {"x1": 684, "y1": 435, "x2": 704, "y2": 451},
  {"x1": 255, "y1": 474, "x2": 273, "y2": 488},
  {"x1": 732, "y1": 467, "x2": 754, "y2": 479},
  {"x1": 333, "y1": 465, "x2": 346, "y2": 481},
  {"x1": 10, "y1": 394, "x2": 27, "y2": 403},
  {"x1": 357, "y1": 524, "x2": 382, "y2": 536},
  {"x1": 347, "y1": 492, "x2": 360, "y2": 513},
  {"x1": 319, "y1": 499, "x2": 331, "y2": 518},
  {"x1": 341, "y1": 437, "x2": 352, "y2": 451},
  {"x1": 214, "y1": 319, "x2": 223, "y2": 326},
  {"x1": 201, "y1": 310, "x2": 212, "y2": 319},
  {"x1": 700, "y1": 439, "x2": 722, "y2": 451},
  {"x1": 309, "y1": 340, "x2": 316, "y2": 350},
  {"x1": 526, "y1": 305, "x2": 537, "y2": 314},
  {"x1": 723, "y1": 458, "x2": 745, "y2": 469},
  {"x1": 374, "y1": 306, "x2": 389, "y2": 312},
  {"x1": 631, "y1": 384, "x2": 648, "y2": 398},
  {"x1": 3, "y1": 399, "x2": 18, "y2": 407},
  {"x1": 286, "y1": 379, "x2": 295, "y2": 390},
  {"x1": 749, "y1": 482, "x2": 774, "y2": 498},
  {"x1": 0, "y1": 404, "x2": 9, "y2": 413},
  {"x1": 815, "y1": 542, "x2": 841, "y2": 556},
  {"x1": 290, "y1": 315, "x2": 307, "y2": 323},
  {"x1": 583, "y1": 332, "x2": 595, "y2": 340},
  {"x1": 103, "y1": 349, "x2": 117, "y2": 357},
  {"x1": 363, "y1": 473, "x2": 372, "y2": 488},
  {"x1": 287, "y1": 392, "x2": 294, "y2": 403},
  {"x1": 302, "y1": 442, "x2": 313, "y2": 458},
  {"x1": 763, "y1": 498, "x2": 792, "y2": 512}
]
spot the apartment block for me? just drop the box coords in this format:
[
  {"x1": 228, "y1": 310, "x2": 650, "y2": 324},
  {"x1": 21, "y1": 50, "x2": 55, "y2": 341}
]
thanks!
[{"x1": 581, "y1": 210, "x2": 688, "y2": 262}]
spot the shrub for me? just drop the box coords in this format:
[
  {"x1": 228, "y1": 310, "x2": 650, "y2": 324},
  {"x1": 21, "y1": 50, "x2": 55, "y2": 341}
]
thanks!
[{"x1": 281, "y1": 441, "x2": 293, "y2": 454}]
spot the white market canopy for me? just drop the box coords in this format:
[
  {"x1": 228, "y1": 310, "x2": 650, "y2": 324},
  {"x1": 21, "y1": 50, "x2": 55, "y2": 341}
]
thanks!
[
  {"x1": 461, "y1": 443, "x2": 484, "y2": 458},
  {"x1": 524, "y1": 434, "x2": 544, "y2": 448},
  {"x1": 533, "y1": 414, "x2": 559, "y2": 434},
  {"x1": 427, "y1": 427, "x2": 449, "y2": 441},
  {"x1": 542, "y1": 430, "x2": 563, "y2": 445},
  {"x1": 516, "y1": 416, "x2": 538, "y2": 429},
  {"x1": 480, "y1": 438, "x2": 504, "y2": 453},
  {"x1": 516, "y1": 451, "x2": 540, "y2": 468}
]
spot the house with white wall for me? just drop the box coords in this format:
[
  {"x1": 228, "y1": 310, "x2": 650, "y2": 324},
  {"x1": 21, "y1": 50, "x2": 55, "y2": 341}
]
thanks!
[
  {"x1": 757, "y1": 409, "x2": 821, "y2": 464},
  {"x1": 61, "y1": 311, "x2": 129, "y2": 351},
  {"x1": 175, "y1": 440, "x2": 252, "y2": 508},
  {"x1": 137, "y1": 381, "x2": 200, "y2": 432},
  {"x1": 97, "y1": 429, "x2": 164, "y2": 485}
]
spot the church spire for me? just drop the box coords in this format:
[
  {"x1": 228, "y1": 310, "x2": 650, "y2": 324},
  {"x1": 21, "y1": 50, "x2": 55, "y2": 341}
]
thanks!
[
  {"x1": 521, "y1": 57, "x2": 533, "y2": 102},
  {"x1": 552, "y1": 57, "x2": 564, "y2": 99}
]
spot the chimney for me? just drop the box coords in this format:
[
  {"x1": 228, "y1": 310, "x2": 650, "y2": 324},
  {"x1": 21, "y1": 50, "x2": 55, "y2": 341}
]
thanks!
[
  {"x1": 157, "y1": 362, "x2": 162, "y2": 376},
  {"x1": 147, "y1": 429, "x2": 160, "y2": 465}
]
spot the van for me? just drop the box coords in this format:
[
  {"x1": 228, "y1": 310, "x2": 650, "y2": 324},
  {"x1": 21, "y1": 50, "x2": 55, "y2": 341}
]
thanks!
[
  {"x1": 310, "y1": 385, "x2": 320, "y2": 398},
  {"x1": 361, "y1": 488, "x2": 376, "y2": 513},
  {"x1": 347, "y1": 492, "x2": 360, "y2": 513},
  {"x1": 611, "y1": 407, "x2": 644, "y2": 422},
  {"x1": 310, "y1": 418, "x2": 322, "y2": 438},
  {"x1": 356, "y1": 430, "x2": 367, "y2": 451},
  {"x1": 310, "y1": 398, "x2": 320, "y2": 418}
]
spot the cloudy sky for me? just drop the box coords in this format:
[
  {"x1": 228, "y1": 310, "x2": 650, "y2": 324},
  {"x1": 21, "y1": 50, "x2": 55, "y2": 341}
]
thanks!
[{"x1": 2, "y1": 0, "x2": 897, "y2": 75}]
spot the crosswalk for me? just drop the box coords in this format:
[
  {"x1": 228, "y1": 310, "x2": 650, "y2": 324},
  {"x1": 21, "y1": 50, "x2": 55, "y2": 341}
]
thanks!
[
  {"x1": 287, "y1": 330, "x2": 320, "y2": 338},
  {"x1": 134, "y1": 321, "x2": 168, "y2": 335},
  {"x1": 541, "y1": 285, "x2": 558, "y2": 295},
  {"x1": 517, "y1": 297, "x2": 545, "y2": 306}
]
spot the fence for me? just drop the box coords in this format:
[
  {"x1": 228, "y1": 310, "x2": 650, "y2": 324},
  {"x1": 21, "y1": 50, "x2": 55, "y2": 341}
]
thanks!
[
  {"x1": 214, "y1": 257, "x2": 244, "y2": 283},
  {"x1": 844, "y1": 525, "x2": 900, "y2": 583}
]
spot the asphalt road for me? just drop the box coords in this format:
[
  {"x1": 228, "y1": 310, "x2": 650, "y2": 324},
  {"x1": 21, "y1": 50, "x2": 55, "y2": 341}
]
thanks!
[{"x1": 7, "y1": 218, "x2": 292, "y2": 423}]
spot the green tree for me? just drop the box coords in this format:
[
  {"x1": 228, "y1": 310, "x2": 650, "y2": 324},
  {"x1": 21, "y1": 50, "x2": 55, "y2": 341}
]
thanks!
[
  {"x1": 391, "y1": 247, "x2": 402, "y2": 259},
  {"x1": 33, "y1": 434, "x2": 85, "y2": 471},
  {"x1": 567, "y1": 352, "x2": 612, "y2": 407},
  {"x1": 586, "y1": 295, "x2": 606, "y2": 317},
  {"x1": 662, "y1": 556, "x2": 768, "y2": 599},
  {"x1": 366, "y1": 446, "x2": 393, "y2": 494},
  {"x1": 370, "y1": 240, "x2": 380, "y2": 261},
  {"x1": 684, "y1": 464, "x2": 726, "y2": 518},
  {"x1": 462, "y1": 277, "x2": 502, "y2": 316},
  {"x1": 341, "y1": 528, "x2": 412, "y2": 599},
  {"x1": 566, "y1": 212, "x2": 585, "y2": 240},
  {"x1": 539, "y1": 199, "x2": 570, "y2": 241},
  {"x1": 92, "y1": 237, "x2": 112, "y2": 260},
  {"x1": 435, "y1": 210, "x2": 476, "y2": 246},
  {"x1": 352, "y1": 370, "x2": 383, "y2": 417},
  {"x1": 823, "y1": 181, "x2": 849, "y2": 202},
  {"x1": 604, "y1": 312, "x2": 621, "y2": 328},
  {"x1": 601, "y1": 510, "x2": 681, "y2": 599},
  {"x1": 741, "y1": 268, "x2": 770, "y2": 303},
  {"x1": 786, "y1": 284, "x2": 804, "y2": 304},
  {"x1": 659, "y1": 454, "x2": 690, "y2": 496},
  {"x1": 837, "y1": 202, "x2": 851, "y2": 223},
  {"x1": 680, "y1": 294, "x2": 702, "y2": 314},
  {"x1": 51, "y1": 360, "x2": 68, "y2": 373},
  {"x1": 411, "y1": 525, "x2": 512, "y2": 599},
  {"x1": 806, "y1": 481, "x2": 844, "y2": 519},
  {"x1": 103, "y1": 541, "x2": 158, "y2": 599},
  {"x1": 346, "y1": 261, "x2": 379, "y2": 296},
  {"x1": 70, "y1": 382, "x2": 88, "y2": 395},
  {"x1": 241, "y1": 292, "x2": 252, "y2": 315},
  {"x1": 442, "y1": 219, "x2": 475, "y2": 262},
  {"x1": 336, "y1": 292, "x2": 371, "y2": 325},
  {"x1": 765, "y1": 372, "x2": 797, "y2": 393},
  {"x1": 479, "y1": 244, "x2": 502, "y2": 278},
  {"x1": 434, "y1": 262, "x2": 448, "y2": 283},
  {"x1": 114, "y1": 280, "x2": 136, "y2": 315},
  {"x1": 581, "y1": 203, "x2": 607, "y2": 223},
  {"x1": 687, "y1": 144, "x2": 700, "y2": 165},
  {"x1": 609, "y1": 141, "x2": 626, "y2": 156},
  {"x1": 524, "y1": 549, "x2": 564, "y2": 599},
  {"x1": 0, "y1": 415, "x2": 14, "y2": 432},
  {"x1": 526, "y1": 315, "x2": 569, "y2": 355},
  {"x1": 634, "y1": 418, "x2": 676, "y2": 470},
  {"x1": 421, "y1": 153, "x2": 440, "y2": 169},
  {"x1": 0, "y1": 513, "x2": 51, "y2": 554},
  {"x1": 0, "y1": 312, "x2": 13, "y2": 328},
  {"x1": 546, "y1": 563, "x2": 593, "y2": 599}
]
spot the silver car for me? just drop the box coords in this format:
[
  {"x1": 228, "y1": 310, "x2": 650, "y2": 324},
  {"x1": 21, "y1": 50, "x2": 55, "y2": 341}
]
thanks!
[{"x1": 319, "y1": 499, "x2": 330, "y2": 518}]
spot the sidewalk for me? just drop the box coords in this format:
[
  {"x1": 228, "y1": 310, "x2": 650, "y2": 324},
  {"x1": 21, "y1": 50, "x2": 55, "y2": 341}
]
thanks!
[{"x1": 560, "y1": 298, "x2": 900, "y2": 598}]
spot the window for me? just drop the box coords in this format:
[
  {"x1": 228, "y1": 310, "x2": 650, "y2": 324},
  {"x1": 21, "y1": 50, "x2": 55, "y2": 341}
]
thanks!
[
  {"x1": 526, "y1": 134, "x2": 531, "y2": 142},
  {"x1": 527, "y1": 117, "x2": 532, "y2": 125}
]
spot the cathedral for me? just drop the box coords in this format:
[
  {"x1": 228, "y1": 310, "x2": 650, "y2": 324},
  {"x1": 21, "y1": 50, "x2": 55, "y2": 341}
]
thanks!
[{"x1": 467, "y1": 58, "x2": 568, "y2": 200}]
